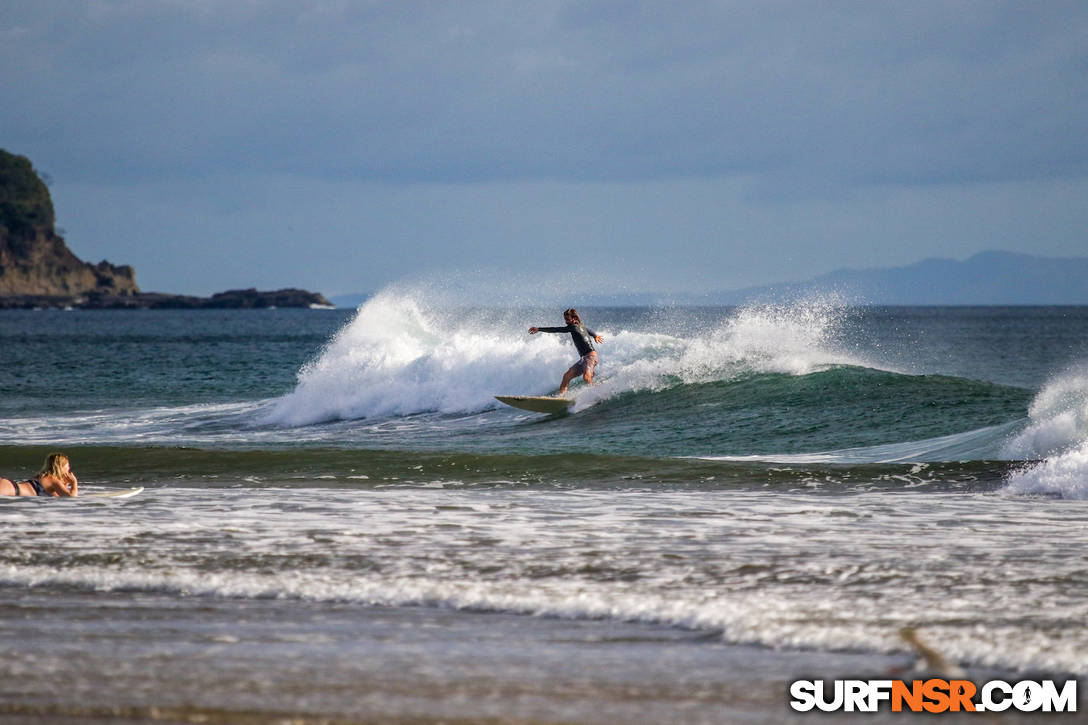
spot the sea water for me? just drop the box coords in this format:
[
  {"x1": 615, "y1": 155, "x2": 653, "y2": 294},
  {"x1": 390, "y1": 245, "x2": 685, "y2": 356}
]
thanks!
[{"x1": 2, "y1": 296, "x2": 1087, "y2": 723}]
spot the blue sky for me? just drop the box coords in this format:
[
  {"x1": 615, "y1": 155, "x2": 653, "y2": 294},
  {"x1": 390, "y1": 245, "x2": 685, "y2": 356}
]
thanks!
[{"x1": 2, "y1": 1, "x2": 1086, "y2": 298}]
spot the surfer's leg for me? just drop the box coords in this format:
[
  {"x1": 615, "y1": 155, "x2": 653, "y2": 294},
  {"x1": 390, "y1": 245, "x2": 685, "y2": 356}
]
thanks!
[
  {"x1": 582, "y1": 353, "x2": 598, "y2": 385},
  {"x1": 558, "y1": 365, "x2": 579, "y2": 395}
]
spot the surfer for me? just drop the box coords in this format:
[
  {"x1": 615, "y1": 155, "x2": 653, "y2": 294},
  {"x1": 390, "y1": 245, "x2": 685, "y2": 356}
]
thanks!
[
  {"x1": 0, "y1": 453, "x2": 79, "y2": 497},
  {"x1": 529, "y1": 308, "x2": 604, "y2": 395}
]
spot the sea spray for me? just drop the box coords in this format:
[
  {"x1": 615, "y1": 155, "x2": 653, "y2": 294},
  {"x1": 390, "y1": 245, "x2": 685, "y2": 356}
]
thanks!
[
  {"x1": 713, "y1": 298, "x2": 864, "y2": 377},
  {"x1": 266, "y1": 292, "x2": 566, "y2": 425},
  {"x1": 266, "y1": 289, "x2": 872, "y2": 425},
  {"x1": 1004, "y1": 366, "x2": 1088, "y2": 499},
  {"x1": 1003, "y1": 366, "x2": 1088, "y2": 458}
]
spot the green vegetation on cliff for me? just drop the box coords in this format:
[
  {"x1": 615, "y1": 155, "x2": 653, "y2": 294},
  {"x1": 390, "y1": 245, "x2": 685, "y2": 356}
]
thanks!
[
  {"x1": 0, "y1": 149, "x2": 329, "y2": 307},
  {"x1": 0, "y1": 149, "x2": 55, "y2": 243},
  {"x1": 0, "y1": 148, "x2": 140, "y2": 297}
]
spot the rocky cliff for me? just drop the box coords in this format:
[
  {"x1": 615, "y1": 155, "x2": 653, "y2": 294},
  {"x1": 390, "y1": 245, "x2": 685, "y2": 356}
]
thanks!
[
  {"x1": 0, "y1": 149, "x2": 139, "y2": 297},
  {"x1": 0, "y1": 150, "x2": 334, "y2": 309}
]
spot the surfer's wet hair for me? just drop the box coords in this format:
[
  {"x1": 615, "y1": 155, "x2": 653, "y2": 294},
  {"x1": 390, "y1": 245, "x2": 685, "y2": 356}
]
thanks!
[
  {"x1": 38, "y1": 453, "x2": 71, "y2": 482},
  {"x1": 564, "y1": 308, "x2": 582, "y2": 325}
]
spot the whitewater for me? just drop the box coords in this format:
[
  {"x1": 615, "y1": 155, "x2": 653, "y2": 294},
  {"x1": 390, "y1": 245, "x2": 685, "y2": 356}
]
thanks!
[
  {"x1": 4, "y1": 292, "x2": 1088, "y2": 495},
  {"x1": 2, "y1": 295, "x2": 1088, "y2": 723},
  {"x1": 267, "y1": 292, "x2": 877, "y2": 424}
]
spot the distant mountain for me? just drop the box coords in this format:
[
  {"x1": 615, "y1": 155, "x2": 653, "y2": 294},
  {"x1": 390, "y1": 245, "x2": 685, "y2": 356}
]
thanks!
[
  {"x1": 722, "y1": 251, "x2": 1088, "y2": 305},
  {"x1": 324, "y1": 251, "x2": 1088, "y2": 309},
  {"x1": 574, "y1": 251, "x2": 1088, "y2": 306}
]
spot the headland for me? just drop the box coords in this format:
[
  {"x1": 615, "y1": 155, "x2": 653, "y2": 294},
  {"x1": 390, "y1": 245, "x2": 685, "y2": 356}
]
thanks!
[{"x1": 0, "y1": 149, "x2": 332, "y2": 309}]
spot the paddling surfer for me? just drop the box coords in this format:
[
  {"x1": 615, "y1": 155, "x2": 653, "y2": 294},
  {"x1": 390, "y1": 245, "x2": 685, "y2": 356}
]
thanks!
[
  {"x1": 0, "y1": 453, "x2": 79, "y2": 497},
  {"x1": 529, "y1": 308, "x2": 604, "y2": 395}
]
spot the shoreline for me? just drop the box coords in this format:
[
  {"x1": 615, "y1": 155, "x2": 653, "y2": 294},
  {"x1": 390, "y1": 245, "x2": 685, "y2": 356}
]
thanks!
[{"x1": 0, "y1": 587, "x2": 1079, "y2": 725}]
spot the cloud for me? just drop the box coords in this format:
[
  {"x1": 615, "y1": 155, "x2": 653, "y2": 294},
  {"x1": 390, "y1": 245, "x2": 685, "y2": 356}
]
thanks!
[
  {"x1": 3, "y1": 1, "x2": 1087, "y2": 298},
  {"x1": 3, "y1": 0, "x2": 1086, "y2": 194}
]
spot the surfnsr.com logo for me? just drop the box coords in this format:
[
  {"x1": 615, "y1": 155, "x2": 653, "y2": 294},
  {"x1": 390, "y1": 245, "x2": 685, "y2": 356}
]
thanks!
[{"x1": 789, "y1": 679, "x2": 1078, "y2": 713}]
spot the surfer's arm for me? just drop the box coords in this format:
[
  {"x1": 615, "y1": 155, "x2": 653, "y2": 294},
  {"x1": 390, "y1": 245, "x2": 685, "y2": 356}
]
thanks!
[
  {"x1": 42, "y1": 473, "x2": 77, "y2": 497},
  {"x1": 587, "y1": 328, "x2": 604, "y2": 343},
  {"x1": 57, "y1": 470, "x2": 78, "y2": 497},
  {"x1": 531, "y1": 326, "x2": 570, "y2": 334}
]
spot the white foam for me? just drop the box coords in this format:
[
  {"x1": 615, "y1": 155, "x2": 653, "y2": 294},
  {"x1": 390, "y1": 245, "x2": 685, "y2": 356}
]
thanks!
[
  {"x1": 1005, "y1": 442, "x2": 1088, "y2": 499},
  {"x1": 1003, "y1": 366, "x2": 1088, "y2": 459},
  {"x1": 4, "y1": 486, "x2": 1085, "y2": 675},
  {"x1": 265, "y1": 292, "x2": 568, "y2": 425},
  {"x1": 266, "y1": 288, "x2": 875, "y2": 426},
  {"x1": 1003, "y1": 366, "x2": 1088, "y2": 499},
  {"x1": 2, "y1": 543, "x2": 1082, "y2": 675},
  {"x1": 0, "y1": 401, "x2": 263, "y2": 446}
]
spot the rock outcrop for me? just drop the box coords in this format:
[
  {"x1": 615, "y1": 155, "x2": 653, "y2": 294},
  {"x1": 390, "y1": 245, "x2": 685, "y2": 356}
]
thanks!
[
  {"x1": 0, "y1": 149, "x2": 139, "y2": 297},
  {"x1": 0, "y1": 288, "x2": 335, "y2": 310},
  {"x1": 0, "y1": 150, "x2": 335, "y2": 310}
]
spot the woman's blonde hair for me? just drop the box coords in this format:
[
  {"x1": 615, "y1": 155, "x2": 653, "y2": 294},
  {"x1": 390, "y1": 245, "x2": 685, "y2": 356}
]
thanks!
[
  {"x1": 564, "y1": 308, "x2": 582, "y2": 325},
  {"x1": 38, "y1": 453, "x2": 71, "y2": 482}
]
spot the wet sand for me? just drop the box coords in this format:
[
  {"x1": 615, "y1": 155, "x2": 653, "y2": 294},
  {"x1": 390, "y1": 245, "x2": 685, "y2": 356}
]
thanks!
[{"x1": 0, "y1": 587, "x2": 1080, "y2": 724}]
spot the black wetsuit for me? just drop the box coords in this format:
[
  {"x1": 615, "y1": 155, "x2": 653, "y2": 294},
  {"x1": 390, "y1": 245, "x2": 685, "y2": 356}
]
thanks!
[{"x1": 536, "y1": 323, "x2": 598, "y2": 357}]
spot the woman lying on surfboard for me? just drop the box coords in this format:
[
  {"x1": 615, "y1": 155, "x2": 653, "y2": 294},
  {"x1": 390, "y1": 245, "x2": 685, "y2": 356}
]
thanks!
[
  {"x1": 529, "y1": 308, "x2": 604, "y2": 395},
  {"x1": 0, "y1": 452, "x2": 79, "y2": 497}
]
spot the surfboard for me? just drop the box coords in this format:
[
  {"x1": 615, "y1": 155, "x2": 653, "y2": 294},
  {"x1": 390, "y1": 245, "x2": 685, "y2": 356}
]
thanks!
[
  {"x1": 82, "y1": 487, "x2": 144, "y2": 499},
  {"x1": 495, "y1": 395, "x2": 574, "y2": 414}
]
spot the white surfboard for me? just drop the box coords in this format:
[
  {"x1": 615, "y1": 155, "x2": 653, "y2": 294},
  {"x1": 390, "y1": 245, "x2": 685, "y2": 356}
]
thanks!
[
  {"x1": 82, "y1": 487, "x2": 144, "y2": 499},
  {"x1": 495, "y1": 395, "x2": 574, "y2": 414}
]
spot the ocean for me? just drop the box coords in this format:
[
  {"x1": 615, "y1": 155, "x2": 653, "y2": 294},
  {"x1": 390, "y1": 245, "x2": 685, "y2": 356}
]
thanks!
[{"x1": 2, "y1": 294, "x2": 1087, "y2": 723}]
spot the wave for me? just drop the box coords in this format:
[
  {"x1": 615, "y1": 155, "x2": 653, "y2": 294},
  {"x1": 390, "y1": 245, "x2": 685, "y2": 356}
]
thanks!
[
  {"x1": 0, "y1": 401, "x2": 267, "y2": 447},
  {"x1": 0, "y1": 367, "x2": 1031, "y2": 459},
  {"x1": 265, "y1": 290, "x2": 880, "y2": 426},
  {"x1": 0, "y1": 288, "x2": 1034, "y2": 461},
  {"x1": 699, "y1": 422, "x2": 1022, "y2": 465},
  {"x1": 1003, "y1": 366, "x2": 1088, "y2": 499},
  {"x1": 0, "y1": 443, "x2": 1016, "y2": 495},
  {"x1": 5, "y1": 564, "x2": 1081, "y2": 675},
  {"x1": 1, "y1": 507, "x2": 1080, "y2": 676}
]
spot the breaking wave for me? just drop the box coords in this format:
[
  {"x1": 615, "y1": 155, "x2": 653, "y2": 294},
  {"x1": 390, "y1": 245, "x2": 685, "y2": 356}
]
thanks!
[
  {"x1": 265, "y1": 288, "x2": 872, "y2": 426},
  {"x1": 1004, "y1": 366, "x2": 1088, "y2": 499}
]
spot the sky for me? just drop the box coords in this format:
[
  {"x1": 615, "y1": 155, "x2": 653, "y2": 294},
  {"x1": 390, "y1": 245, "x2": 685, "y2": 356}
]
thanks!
[{"x1": 1, "y1": 1, "x2": 1086, "y2": 299}]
